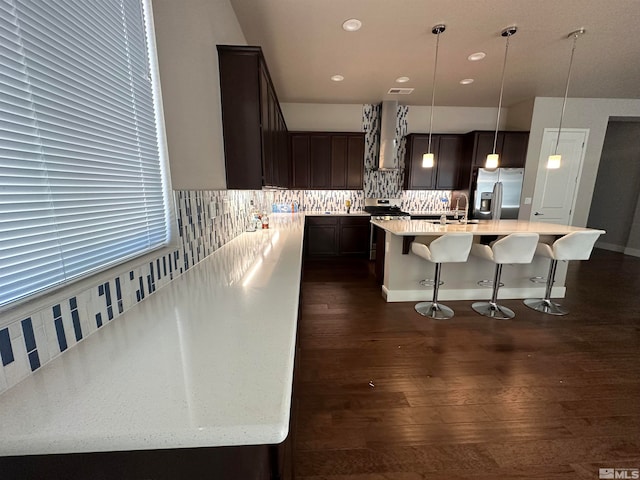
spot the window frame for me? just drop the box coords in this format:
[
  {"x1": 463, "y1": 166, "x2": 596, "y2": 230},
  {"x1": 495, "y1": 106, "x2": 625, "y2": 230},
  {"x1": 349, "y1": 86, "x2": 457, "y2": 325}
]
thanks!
[{"x1": 0, "y1": 0, "x2": 177, "y2": 321}]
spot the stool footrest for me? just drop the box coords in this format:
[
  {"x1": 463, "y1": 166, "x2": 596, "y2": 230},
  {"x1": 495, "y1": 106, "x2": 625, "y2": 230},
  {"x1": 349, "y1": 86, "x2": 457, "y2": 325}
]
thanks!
[{"x1": 477, "y1": 279, "x2": 504, "y2": 288}]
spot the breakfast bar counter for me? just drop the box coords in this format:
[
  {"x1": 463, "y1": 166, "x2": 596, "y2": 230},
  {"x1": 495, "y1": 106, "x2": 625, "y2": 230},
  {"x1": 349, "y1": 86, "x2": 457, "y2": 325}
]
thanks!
[{"x1": 371, "y1": 219, "x2": 605, "y2": 302}]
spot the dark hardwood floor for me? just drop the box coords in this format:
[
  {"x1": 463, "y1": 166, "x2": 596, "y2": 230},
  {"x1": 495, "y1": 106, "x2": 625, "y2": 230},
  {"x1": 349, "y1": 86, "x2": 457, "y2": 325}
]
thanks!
[{"x1": 293, "y1": 249, "x2": 640, "y2": 479}]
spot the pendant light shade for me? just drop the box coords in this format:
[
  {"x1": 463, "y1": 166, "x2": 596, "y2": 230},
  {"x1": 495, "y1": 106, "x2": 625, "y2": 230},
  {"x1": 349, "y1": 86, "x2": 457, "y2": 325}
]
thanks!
[
  {"x1": 422, "y1": 153, "x2": 435, "y2": 168},
  {"x1": 547, "y1": 28, "x2": 585, "y2": 169},
  {"x1": 486, "y1": 26, "x2": 517, "y2": 169},
  {"x1": 423, "y1": 24, "x2": 445, "y2": 169}
]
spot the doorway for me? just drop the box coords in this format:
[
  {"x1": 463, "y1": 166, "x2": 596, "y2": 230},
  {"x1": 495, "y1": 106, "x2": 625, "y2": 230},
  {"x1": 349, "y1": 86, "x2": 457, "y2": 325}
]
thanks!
[{"x1": 587, "y1": 120, "x2": 640, "y2": 257}]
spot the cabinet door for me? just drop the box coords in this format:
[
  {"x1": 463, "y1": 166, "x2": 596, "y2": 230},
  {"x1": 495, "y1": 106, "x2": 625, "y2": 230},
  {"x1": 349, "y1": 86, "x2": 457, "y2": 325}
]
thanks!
[
  {"x1": 305, "y1": 217, "x2": 338, "y2": 256},
  {"x1": 500, "y1": 132, "x2": 529, "y2": 167},
  {"x1": 291, "y1": 134, "x2": 310, "y2": 188},
  {"x1": 338, "y1": 217, "x2": 370, "y2": 257},
  {"x1": 278, "y1": 114, "x2": 290, "y2": 187},
  {"x1": 330, "y1": 136, "x2": 348, "y2": 188},
  {"x1": 435, "y1": 135, "x2": 465, "y2": 189},
  {"x1": 259, "y1": 68, "x2": 274, "y2": 186},
  {"x1": 472, "y1": 131, "x2": 503, "y2": 167},
  {"x1": 217, "y1": 47, "x2": 263, "y2": 189},
  {"x1": 404, "y1": 135, "x2": 437, "y2": 189},
  {"x1": 346, "y1": 135, "x2": 364, "y2": 189},
  {"x1": 309, "y1": 135, "x2": 332, "y2": 188}
]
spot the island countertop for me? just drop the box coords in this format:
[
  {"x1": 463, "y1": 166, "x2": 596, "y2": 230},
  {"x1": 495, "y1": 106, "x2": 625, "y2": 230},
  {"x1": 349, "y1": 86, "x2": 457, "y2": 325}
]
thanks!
[
  {"x1": 371, "y1": 218, "x2": 606, "y2": 237},
  {"x1": 0, "y1": 214, "x2": 306, "y2": 456}
]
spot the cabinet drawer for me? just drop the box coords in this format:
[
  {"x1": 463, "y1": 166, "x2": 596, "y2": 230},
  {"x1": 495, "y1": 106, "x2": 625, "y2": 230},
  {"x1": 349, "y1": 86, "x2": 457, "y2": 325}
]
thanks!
[{"x1": 305, "y1": 216, "x2": 338, "y2": 225}]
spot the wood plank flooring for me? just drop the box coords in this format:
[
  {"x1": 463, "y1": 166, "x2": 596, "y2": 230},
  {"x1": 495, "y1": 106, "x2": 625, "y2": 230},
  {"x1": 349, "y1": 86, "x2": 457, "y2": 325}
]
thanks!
[{"x1": 292, "y1": 249, "x2": 640, "y2": 479}]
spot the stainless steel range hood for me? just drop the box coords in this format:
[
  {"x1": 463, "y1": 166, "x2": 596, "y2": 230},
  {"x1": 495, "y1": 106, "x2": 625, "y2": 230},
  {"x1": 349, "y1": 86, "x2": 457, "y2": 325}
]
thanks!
[{"x1": 376, "y1": 100, "x2": 400, "y2": 171}]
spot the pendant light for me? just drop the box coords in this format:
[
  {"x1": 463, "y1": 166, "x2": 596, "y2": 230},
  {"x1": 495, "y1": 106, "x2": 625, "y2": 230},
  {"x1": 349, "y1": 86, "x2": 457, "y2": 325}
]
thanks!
[
  {"x1": 486, "y1": 26, "x2": 517, "y2": 169},
  {"x1": 547, "y1": 28, "x2": 585, "y2": 169},
  {"x1": 422, "y1": 24, "x2": 446, "y2": 168}
]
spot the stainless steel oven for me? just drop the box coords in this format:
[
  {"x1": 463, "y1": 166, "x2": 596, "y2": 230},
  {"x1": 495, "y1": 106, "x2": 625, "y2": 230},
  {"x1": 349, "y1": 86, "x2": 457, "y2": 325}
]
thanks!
[{"x1": 364, "y1": 198, "x2": 410, "y2": 260}]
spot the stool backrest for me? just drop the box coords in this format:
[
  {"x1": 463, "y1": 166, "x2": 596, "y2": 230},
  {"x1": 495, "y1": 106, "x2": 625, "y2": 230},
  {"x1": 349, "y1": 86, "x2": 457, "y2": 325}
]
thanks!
[
  {"x1": 553, "y1": 231, "x2": 601, "y2": 260},
  {"x1": 493, "y1": 233, "x2": 539, "y2": 264},
  {"x1": 429, "y1": 233, "x2": 474, "y2": 263}
]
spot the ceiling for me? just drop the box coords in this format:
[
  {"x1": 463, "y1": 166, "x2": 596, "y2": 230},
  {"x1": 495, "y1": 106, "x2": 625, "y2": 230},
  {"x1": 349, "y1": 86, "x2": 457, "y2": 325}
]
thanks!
[{"x1": 229, "y1": 0, "x2": 640, "y2": 107}]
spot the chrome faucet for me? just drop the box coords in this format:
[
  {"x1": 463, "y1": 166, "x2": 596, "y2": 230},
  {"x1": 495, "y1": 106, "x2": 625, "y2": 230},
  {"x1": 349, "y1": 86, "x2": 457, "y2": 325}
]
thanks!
[{"x1": 454, "y1": 193, "x2": 469, "y2": 224}]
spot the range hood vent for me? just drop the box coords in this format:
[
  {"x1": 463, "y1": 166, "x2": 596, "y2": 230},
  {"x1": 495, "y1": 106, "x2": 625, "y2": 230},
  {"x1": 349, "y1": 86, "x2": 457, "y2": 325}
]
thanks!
[{"x1": 377, "y1": 100, "x2": 400, "y2": 171}]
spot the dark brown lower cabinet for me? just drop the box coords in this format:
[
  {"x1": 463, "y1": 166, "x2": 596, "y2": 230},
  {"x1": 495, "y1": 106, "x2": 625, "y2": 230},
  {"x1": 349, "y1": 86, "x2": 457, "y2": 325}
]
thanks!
[
  {"x1": 305, "y1": 216, "x2": 370, "y2": 258},
  {"x1": 0, "y1": 442, "x2": 292, "y2": 480}
]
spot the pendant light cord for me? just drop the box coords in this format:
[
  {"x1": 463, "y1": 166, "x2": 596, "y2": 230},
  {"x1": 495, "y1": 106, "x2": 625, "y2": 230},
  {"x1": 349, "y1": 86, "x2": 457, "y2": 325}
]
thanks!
[
  {"x1": 492, "y1": 32, "x2": 512, "y2": 155},
  {"x1": 427, "y1": 27, "x2": 443, "y2": 154},
  {"x1": 553, "y1": 31, "x2": 580, "y2": 155}
]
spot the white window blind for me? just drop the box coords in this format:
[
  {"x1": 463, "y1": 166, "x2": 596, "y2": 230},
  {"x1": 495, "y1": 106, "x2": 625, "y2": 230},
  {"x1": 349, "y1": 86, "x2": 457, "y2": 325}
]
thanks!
[{"x1": 0, "y1": 0, "x2": 170, "y2": 307}]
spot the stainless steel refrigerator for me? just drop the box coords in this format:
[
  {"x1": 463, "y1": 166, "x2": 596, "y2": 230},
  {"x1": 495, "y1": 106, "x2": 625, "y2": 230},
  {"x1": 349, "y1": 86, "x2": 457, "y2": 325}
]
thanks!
[{"x1": 470, "y1": 168, "x2": 524, "y2": 220}]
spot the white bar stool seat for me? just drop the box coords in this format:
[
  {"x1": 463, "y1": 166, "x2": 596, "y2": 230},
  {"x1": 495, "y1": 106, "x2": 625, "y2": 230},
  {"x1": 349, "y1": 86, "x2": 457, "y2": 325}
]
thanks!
[
  {"x1": 471, "y1": 233, "x2": 539, "y2": 319},
  {"x1": 524, "y1": 230, "x2": 601, "y2": 315},
  {"x1": 410, "y1": 233, "x2": 473, "y2": 319}
]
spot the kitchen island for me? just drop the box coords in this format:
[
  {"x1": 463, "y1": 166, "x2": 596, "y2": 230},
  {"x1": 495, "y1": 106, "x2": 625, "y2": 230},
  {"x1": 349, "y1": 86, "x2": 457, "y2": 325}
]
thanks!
[
  {"x1": 371, "y1": 219, "x2": 605, "y2": 302},
  {"x1": 0, "y1": 214, "x2": 306, "y2": 478}
]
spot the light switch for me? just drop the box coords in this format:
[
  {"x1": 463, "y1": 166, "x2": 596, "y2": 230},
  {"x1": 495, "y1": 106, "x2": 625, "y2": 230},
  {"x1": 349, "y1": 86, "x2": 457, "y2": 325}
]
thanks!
[{"x1": 524, "y1": 197, "x2": 532, "y2": 205}]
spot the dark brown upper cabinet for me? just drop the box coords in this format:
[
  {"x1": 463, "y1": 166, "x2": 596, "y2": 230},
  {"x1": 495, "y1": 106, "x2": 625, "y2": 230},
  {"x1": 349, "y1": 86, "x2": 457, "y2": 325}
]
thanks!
[
  {"x1": 468, "y1": 131, "x2": 530, "y2": 168},
  {"x1": 403, "y1": 134, "x2": 467, "y2": 190},
  {"x1": 290, "y1": 132, "x2": 364, "y2": 189},
  {"x1": 217, "y1": 45, "x2": 290, "y2": 189}
]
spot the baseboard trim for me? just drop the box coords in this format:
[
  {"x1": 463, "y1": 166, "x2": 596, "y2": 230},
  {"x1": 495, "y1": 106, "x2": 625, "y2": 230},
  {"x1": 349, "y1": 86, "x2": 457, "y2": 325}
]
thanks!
[{"x1": 623, "y1": 247, "x2": 640, "y2": 258}]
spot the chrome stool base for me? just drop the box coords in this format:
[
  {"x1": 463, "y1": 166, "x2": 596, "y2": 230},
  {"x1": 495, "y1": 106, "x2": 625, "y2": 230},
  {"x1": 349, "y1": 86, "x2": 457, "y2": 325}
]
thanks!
[
  {"x1": 472, "y1": 301, "x2": 515, "y2": 320},
  {"x1": 415, "y1": 301, "x2": 455, "y2": 319},
  {"x1": 523, "y1": 298, "x2": 569, "y2": 316}
]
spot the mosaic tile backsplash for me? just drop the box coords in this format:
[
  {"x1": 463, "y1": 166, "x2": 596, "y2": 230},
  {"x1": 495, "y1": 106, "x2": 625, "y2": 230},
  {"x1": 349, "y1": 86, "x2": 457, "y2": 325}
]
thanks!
[
  {"x1": 363, "y1": 103, "x2": 409, "y2": 199},
  {"x1": 0, "y1": 189, "x2": 266, "y2": 395}
]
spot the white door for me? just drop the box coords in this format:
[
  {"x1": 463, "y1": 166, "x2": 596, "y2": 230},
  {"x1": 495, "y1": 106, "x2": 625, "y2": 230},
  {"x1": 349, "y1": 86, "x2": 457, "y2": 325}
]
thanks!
[{"x1": 530, "y1": 128, "x2": 589, "y2": 225}]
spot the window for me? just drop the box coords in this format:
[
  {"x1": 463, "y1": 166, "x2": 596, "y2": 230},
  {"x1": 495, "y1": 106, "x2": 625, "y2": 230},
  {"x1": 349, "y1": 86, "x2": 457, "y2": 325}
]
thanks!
[{"x1": 0, "y1": 0, "x2": 172, "y2": 307}]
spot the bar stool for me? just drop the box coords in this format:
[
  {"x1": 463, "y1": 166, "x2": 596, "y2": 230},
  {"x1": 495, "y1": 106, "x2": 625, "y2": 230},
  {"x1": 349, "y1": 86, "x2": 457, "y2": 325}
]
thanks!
[
  {"x1": 411, "y1": 233, "x2": 473, "y2": 319},
  {"x1": 471, "y1": 233, "x2": 539, "y2": 319},
  {"x1": 524, "y1": 230, "x2": 601, "y2": 315}
]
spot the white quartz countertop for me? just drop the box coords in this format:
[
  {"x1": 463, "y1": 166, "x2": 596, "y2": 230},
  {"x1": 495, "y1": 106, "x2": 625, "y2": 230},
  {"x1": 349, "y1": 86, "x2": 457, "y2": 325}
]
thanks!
[
  {"x1": 371, "y1": 218, "x2": 606, "y2": 236},
  {"x1": 0, "y1": 214, "x2": 306, "y2": 456}
]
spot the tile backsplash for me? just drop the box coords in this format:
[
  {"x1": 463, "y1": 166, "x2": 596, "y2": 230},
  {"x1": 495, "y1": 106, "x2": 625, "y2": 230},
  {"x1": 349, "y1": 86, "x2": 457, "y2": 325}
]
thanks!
[{"x1": 0, "y1": 189, "x2": 265, "y2": 395}]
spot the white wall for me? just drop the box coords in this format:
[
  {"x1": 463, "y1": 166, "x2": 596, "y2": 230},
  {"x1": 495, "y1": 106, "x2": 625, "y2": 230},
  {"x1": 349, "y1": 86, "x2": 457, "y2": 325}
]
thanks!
[
  {"x1": 407, "y1": 106, "x2": 506, "y2": 134},
  {"x1": 281, "y1": 103, "x2": 509, "y2": 134},
  {"x1": 520, "y1": 97, "x2": 640, "y2": 226},
  {"x1": 281, "y1": 103, "x2": 364, "y2": 132},
  {"x1": 152, "y1": 0, "x2": 246, "y2": 190},
  {"x1": 506, "y1": 99, "x2": 535, "y2": 130}
]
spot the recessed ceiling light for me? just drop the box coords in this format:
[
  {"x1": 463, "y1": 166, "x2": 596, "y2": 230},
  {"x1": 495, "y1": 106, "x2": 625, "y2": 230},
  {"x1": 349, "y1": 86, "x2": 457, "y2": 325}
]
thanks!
[
  {"x1": 395, "y1": 76, "x2": 410, "y2": 83},
  {"x1": 467, "y1": 52, "x2": 486, "y2": 61},
  {"x1": 331, "y1": 75, "x2": 344, "y2": 82},
  {"x1": 342, "y1": 19, "x2": 362, "y2": 32},
  {"x1": 460, "y1": 78, "x2": 474, "y2": 85}
]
